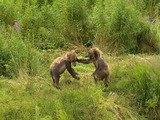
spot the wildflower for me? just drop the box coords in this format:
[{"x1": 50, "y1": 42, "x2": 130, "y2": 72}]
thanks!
[{"x1": 14, "y1": 22, "x2": 19, "y2": 30}]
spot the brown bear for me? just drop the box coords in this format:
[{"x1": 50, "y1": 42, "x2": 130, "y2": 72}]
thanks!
[
  {"x1": 77, "y1": 48, "x2": 110, "y2": 90},
  {"x1": 50, "y1": 51, "x2": 80, "y2": 89}
]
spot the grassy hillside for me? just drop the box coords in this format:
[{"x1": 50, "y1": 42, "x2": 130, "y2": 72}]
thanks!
[
  {"x1": 0, "y1": 51, "x2": 160, "y2": 120},
  {"x1": 0, "y1": 0, "x2": 160, "y2": 119}
]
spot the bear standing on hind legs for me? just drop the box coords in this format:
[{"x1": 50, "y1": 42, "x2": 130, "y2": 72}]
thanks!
[
  {"x1": 77, "y1": 48, "x2": 110, "y2": 91},
  {"x1": 50, "y1": 51, "x2": 80, "y2": 89}
]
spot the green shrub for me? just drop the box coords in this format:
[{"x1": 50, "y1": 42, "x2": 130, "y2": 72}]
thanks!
[
  {"x1": 0, "y1": 1, "x2": 16, "y2": 26},
  {"x1": 0, "y1": 0, "x2": 159, "y2": 52},
  {"x1": 0, "y1": 26, "x2": 41, "y2": 77},
  {"x1": 0, "y1": 29, "x2": 10, "y2": 76},
  {"x1": 133, "y1": 0, "x2": 160, "y2": 16},
  {"x1": 90, "y1": 0, "x2": 142, "y2": 52},
  {"x1": 89, "y1": 0, "x2": 160, "y2": 53}
]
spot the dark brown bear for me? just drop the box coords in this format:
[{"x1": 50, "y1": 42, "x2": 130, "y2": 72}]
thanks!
[{"x1": 77, "y1": 48, "x2": 110, "y2": 89}]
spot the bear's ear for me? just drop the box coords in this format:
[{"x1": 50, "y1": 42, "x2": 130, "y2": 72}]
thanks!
[
  {"x1": 94, "y1": 51, "x2": 100, "y2": 59},
  {"x1": 67, "y1": 53, "x2": 72, "y2": 61},
  {"x1": 67, "y1": 51, "x2": 77, "y2": 61},
  {"x1": 93, "y1": 48, "x2": 100, "y2": 59}
]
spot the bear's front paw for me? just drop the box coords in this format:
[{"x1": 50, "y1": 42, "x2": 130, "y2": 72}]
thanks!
[{"x1": 75, "y1": 76, "x2": 80, "y2": 80}]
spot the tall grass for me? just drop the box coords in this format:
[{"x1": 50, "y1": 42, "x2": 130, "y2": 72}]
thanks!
[
  {"x1": 0, "y1": 0, "x2": 159, "y2": 52},
  {"x1": 89, "y1": 0, "x2": 160, "y2": 53},
  {"x1": 0, "y1": 74, "x2": 146, "y2": 120},
  {"x1": 110, "y1": 55, "x2": 160, "y2": 119},
  {"x1": 1, "y1": 50, "x2": 160, "y2": 119},
  {"x1": 0, "y1": 26, "x2": 41, "y2": 77},
  {"x1": 0, "y1": 0, "x2": 159, "y2": 119}
]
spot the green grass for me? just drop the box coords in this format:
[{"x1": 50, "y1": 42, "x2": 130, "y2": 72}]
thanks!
[
  {"x1": 0, "y1": 0, "x2": 159, "y2": 119},
  {"x1": 1, "y1": 52, "x2": 160, "y2": 120},
  {"x1": 0, "y1": 0, "x2": 159, "y2": 52}
]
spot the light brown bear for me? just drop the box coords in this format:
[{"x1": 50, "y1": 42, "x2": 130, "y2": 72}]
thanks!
[{"x1": 50, "y1": 51, "x2": 80, "y2": 89}]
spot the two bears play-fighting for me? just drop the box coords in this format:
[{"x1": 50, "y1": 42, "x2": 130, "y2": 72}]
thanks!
[{"x1": 50, "y1": 48, "x2": 110, "y2": 90}]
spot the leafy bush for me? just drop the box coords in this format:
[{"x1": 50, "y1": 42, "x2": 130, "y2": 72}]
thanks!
[
  {"x1": 0, "y1": 26, "x2": 41, "y2": 77},
  {"x1": 0, "y1": 0, "x2": 159, "y2": 52},
  {"x1": 0, "y1": 1, "x2": 16, "y2": 26},
  {"x1": 0, "y1": 27, "x2": 10, "y2": 76},
  {"x1": 89, "y1": 0, "x2": 160, "y2": 53}
]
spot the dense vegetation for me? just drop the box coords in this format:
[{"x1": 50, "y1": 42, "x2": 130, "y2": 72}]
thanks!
[{"x1": 0, "y1": 0, "x2": 160, "y2": 119}]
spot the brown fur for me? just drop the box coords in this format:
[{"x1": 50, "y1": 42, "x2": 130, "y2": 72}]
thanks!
[
  {"x1": 50, "y1": 51, "x2": 77, "y2": 68},
  {"x1": 50, "y1": 51, "x2": 80, "y2": 89},
  {"x1": 77, "y1": 48, "x2": 110, "y2": 88}
]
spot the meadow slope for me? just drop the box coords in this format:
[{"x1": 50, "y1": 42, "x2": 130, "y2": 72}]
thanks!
[{"x1": 0, "y1": 51, "x2": 160, "y2": 120}]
